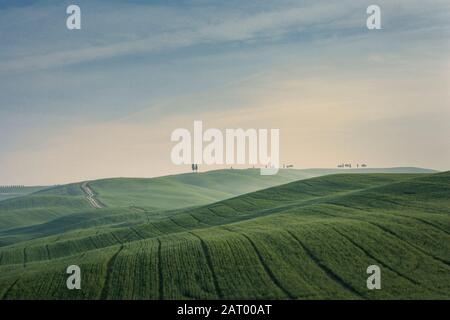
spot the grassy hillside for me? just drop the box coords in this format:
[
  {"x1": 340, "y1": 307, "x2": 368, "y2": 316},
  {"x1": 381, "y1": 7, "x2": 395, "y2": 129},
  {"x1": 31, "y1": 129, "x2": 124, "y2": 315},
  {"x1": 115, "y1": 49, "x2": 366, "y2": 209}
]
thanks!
[
  {"x1": 0, "y1": 186, "x2": 48, "y2": 202},
  {"x1": 0, "y1": 170, "x2": 448, "y2": 300},
  {"x1": 80, "y1": 167, "x2": 437, "y2": 209},
  {"x1": 0, "y1": 167, "x2": 431, "y2": 237},
  {"x1": 0, "y1": 168, "x2": 317, "y2": 235},
  {"x1": 0, "y1": 195, "x2": 90, "y2": 235}
]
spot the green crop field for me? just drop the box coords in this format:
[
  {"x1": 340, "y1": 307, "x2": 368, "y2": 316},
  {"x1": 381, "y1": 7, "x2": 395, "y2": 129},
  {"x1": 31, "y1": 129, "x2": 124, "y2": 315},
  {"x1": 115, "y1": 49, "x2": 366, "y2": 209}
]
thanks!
[{"x1": 0, "y1": 168, "x2": 448, "y2": 300}]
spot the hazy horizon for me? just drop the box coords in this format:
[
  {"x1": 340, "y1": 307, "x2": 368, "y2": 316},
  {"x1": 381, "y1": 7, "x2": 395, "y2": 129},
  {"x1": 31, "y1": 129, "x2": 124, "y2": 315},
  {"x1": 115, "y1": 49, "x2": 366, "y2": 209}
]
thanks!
[{"x1": 0, "y1": 165, "x2": 442, "y2": 187}]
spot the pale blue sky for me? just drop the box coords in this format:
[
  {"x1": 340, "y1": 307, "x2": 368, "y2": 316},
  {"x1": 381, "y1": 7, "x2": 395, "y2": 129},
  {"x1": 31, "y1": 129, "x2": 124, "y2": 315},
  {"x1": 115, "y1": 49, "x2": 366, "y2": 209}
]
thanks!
[{"x1": 1, "y1": 0, "x2": 449, "y2": 184}]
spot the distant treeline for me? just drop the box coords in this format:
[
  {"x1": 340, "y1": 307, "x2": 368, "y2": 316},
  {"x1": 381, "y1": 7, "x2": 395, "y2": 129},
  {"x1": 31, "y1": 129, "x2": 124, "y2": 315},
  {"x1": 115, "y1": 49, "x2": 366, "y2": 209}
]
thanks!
[{"x1": 0, "y1": 185, "x2": 26, "y2": 189}]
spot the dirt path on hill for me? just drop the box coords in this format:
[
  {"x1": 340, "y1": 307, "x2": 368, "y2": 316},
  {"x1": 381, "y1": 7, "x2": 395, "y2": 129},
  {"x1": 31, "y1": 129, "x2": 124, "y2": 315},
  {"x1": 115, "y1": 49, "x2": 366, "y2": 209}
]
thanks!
[{"x1": 81, "y1": 182, "x2": 104, "y2": 209}]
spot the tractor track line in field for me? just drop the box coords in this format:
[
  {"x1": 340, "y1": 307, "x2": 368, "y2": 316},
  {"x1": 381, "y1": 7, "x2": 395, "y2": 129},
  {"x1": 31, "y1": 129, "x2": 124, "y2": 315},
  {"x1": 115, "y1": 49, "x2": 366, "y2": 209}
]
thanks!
[
  {"x1": 239, "y1": 198, "x2": 258, "y2": 207},
  {"x1": 329, "y1": 226, "x2": 421, "y2": 286},
  {"x1": 327, "y1": 204, "x2": 450, "y2": 237},
  {"x1": 89, "y1": 237, "x2": 99, "y2": 249},
  {"x1": 189, "y1": 232, "x2": 224, "y2": 299},
  {"x1": 22, "y1": 248, "x2": 27, "y2": 268},
  {"x1": 168, "y1": 217, "x2": 188, "y2": 230},
  {"x1": 130, "y1": 227, "x2": 145, "y2": 240},
  {"x1": 184, "y1": 212, "x2": 212, "y2": 228},
  {"x1": 328, "y1": 203, "x2": 450, "y2": 268},
  {"x1": 157, "y1": 238, "x2": 164, "y2": 300},
  {"x1": 100, "y1": 245, "x2": 124, "y2": 300},
  {"x1": 314, "y1": 204, "x2": 450, "y2": 269},
  {"x1": 367, "y1": 221, "x2": 450, "y2": 268},
  {"x1": 1, "y1": 278, "x2": 19, "y2": 300},
  {"x1": 45, "y1": 244, "x2": 51, "y2": 260},
  {"x1": 395, "y1": 214, "x2": 450, "y2": 236},
  {"x1": 226, "y1": 228, "x2": 296, "y2": 299},
  {"x1": 286, "y1": 230, "x2": 363, "y2": 299},
  {"x1": 111, "y1": 233, "x2": 123, "y2": 245},
  {"x1": 189, "y1": 213, "x2": 208, "y2": 225},
  {"x1": 207, "y1": 207, "x2": 227, "y2": 219},
  {"x1": 148, "y1": 222, "x2": 165, "y2": 235},
  {"x1": 366, "y1": 196, "x2": 449, "y2": 215}
]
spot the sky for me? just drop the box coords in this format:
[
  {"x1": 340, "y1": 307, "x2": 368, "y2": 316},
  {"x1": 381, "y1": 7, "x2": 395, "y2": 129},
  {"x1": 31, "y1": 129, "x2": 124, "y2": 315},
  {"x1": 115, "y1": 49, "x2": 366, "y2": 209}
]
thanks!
[{"x1": 0, "y1": 0, "x2": 449, "y2": 185}]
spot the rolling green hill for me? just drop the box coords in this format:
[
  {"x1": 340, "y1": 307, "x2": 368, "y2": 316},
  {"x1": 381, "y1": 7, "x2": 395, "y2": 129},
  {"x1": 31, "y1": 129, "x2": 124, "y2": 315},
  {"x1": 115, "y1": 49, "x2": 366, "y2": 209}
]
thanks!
[
  {"x1": 0, "y1": 168, "x2": 434, "y2": 235},
  {"x1": 0, "y1": 169, "x2": 448, "y2": 300},
  {"x1": 0, "y1": 186, "x2": 49, "y2": 202},
  {"x1": 58, "y1": 167, "x2": 437, "y2": 209}
]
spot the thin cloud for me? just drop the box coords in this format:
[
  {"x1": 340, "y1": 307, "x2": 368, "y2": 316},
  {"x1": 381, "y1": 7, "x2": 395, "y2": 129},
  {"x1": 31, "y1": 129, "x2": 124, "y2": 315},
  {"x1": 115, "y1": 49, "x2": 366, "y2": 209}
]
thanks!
[{"x1": 0, "y1": 1, "x2": 364, "y2": 73}]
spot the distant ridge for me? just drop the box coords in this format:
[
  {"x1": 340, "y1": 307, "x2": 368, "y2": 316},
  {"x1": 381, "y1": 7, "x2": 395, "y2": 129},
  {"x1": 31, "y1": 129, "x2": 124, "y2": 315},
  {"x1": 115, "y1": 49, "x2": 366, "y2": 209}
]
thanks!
[{"x1": 35, "y1": 167, "x2": 437, "y2": 210}]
